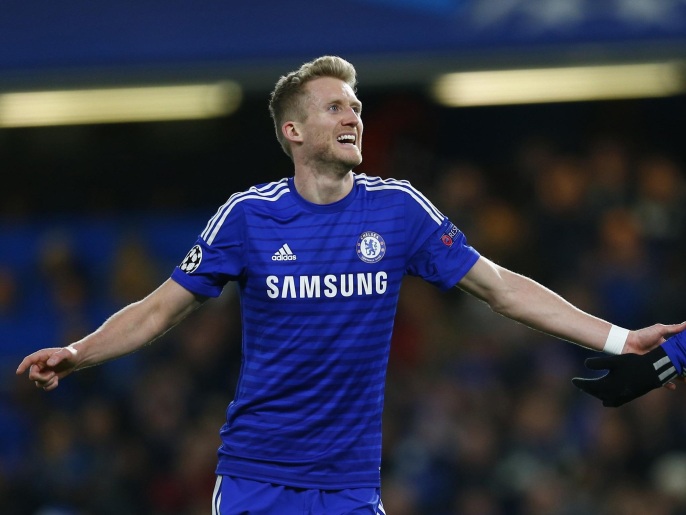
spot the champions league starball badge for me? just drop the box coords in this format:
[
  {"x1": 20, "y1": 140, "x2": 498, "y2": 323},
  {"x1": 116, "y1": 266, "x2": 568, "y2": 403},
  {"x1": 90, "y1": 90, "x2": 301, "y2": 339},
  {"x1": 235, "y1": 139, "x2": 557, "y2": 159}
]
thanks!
[
  {"x1": 356, "y1": 231, "x2": 386, "y2": 263},
  {"x1": 180, "y1": 245, "x2": 202, "y2": 273}
]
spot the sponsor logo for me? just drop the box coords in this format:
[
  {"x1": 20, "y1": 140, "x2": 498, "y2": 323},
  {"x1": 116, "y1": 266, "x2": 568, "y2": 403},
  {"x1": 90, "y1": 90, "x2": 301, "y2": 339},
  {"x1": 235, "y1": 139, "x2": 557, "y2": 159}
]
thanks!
[
  {"x1": 266, "y1": 272, "x2": 388, "y2": 299},
  {"x1": 440, "y1": 223, "x2": 459, "y2": 247},
  {"x1": 179, "y1": 245, "x2": 202, "y2": 273},
  {"x1": 272, "y1": 243, "x2": 297, "y2": 261},
  {"x1": 356, "y1": 231, "x2": 386, "y2": 263}
]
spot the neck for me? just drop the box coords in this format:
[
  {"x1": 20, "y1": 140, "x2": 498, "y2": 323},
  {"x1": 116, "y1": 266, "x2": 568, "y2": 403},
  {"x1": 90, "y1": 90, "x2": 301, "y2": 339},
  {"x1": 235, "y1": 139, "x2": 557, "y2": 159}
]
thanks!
[{"x1": 293, "y1": 166, "x2": 354, "y2": 205}]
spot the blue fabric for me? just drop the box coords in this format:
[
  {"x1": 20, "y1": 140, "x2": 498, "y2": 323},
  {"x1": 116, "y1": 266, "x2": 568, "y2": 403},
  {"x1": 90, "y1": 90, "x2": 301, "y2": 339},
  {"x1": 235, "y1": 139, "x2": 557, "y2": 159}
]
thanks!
[
  {"x1": 662, "y1": 330, "x2": 686, "y2": 375},
  {"x1": 172, "y1": 173, "x2": 480, "y2": 489},
  {"x1": 214, "y1": 475, "x2": 383, "y2": 515}
]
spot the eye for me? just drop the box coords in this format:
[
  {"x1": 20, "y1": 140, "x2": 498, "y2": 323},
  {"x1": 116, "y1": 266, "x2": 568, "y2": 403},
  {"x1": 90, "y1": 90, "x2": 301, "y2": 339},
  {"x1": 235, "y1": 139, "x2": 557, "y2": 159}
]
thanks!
[{"x1": 328, "y1": 104, "x2": 340, "y2": 112}]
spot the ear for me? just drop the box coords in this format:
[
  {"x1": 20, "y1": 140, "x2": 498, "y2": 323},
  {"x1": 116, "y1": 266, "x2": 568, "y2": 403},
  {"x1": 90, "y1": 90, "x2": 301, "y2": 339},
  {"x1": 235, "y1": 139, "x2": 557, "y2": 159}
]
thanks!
[{"x1": 282, "y1": 121, "x2": 303, "y2": 144}]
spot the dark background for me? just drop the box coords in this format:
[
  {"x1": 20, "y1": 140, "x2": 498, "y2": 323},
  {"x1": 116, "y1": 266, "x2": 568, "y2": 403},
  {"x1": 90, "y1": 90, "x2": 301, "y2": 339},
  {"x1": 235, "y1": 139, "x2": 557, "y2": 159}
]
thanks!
[{"x1": 2, "y1": 2, "x2": 686, "y2": 514}]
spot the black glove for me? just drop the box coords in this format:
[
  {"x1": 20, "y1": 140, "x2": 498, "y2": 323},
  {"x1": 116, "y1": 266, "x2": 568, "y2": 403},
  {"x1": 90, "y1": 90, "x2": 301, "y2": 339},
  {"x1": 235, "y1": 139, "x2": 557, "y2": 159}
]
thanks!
[{"x1": 572, "y1": 346, "x2": 678, "y2": 407}]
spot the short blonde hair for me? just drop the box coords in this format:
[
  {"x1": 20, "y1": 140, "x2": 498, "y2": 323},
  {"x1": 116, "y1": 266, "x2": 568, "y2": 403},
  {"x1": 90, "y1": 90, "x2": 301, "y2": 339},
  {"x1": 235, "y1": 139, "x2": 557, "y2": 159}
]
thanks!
[{"x1": 268, "y1": 55, "x2": 357, "y2": 158}]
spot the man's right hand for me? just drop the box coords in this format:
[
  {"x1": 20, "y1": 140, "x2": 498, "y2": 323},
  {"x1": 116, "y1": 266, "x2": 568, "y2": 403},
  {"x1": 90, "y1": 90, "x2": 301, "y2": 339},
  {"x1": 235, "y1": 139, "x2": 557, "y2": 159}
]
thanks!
[{"x1": 16, "y1": 346, "x2": 79, "y2": 391}]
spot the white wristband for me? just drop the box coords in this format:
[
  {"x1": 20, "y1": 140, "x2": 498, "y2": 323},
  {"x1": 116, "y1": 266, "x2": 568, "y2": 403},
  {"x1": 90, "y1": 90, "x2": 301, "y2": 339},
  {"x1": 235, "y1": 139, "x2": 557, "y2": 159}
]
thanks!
[{"x1": 604, "y1": 325, "x2": 629, "y2": 355}]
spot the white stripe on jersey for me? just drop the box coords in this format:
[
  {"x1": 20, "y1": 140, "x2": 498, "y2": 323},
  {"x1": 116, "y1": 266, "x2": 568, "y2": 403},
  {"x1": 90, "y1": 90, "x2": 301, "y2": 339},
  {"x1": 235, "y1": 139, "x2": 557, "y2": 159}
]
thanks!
[
  {"x1": 212, "y1": 475, "x2": 222, "y2": 515},
  {"x1": 356, "y1": 174, "x2": 444, "y2": 225},
  {"x1": 202, "y1": 174, "x2": 443, "y2": 246},
  {"x1": 202, "y1": 179, "x2": 290, "y2": 245}
]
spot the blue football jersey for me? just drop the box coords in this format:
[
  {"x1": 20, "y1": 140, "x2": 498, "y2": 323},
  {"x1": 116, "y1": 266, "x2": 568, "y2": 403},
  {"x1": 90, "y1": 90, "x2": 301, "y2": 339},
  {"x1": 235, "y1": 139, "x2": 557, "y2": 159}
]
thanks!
[{"x1": 171, "y1": 173, "x2": 480, "y2": 489}]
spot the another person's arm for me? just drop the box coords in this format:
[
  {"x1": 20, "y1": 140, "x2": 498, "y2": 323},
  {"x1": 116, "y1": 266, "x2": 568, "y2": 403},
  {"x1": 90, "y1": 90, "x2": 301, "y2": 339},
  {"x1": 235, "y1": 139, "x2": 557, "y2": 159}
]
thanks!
[
  {"x1": 16, "y1": 278, "x2": 205, "y2": 391},
  {"x1": 572, "y1": 330, "x2": 686, "y2": 407}
]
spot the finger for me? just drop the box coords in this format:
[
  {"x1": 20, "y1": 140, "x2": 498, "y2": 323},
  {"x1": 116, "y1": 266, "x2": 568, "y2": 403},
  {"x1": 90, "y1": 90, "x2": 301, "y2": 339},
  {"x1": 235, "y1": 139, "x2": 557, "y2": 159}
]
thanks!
[
  {"x1": 603, "y1": 398, "x2": 624, "y2": 408},
  {"x1": 43, "y1": 376, "x2": 59, "y2": 391},
  {"x1": 584, "y1": 356, "x2": 616, "y2": 371},
  {"x1": 46, "y1": 352, "x2": 65, "y2": 368},
  {"x1": 16, "y1": 348, "x2": 61, "y2": 375},
  {"x1": 16, "y1": 355, "x2": 39, "y2": 375},
  {"x1": 572, "y1": 377, "x2": 604, "y2": 397},
  {"x1": 661, "y1": 322, "x2": 686, "y2": 342},
  {"x1": 44, "y1": 382, "x2": 59, "y2": 391},
  {"x1": 571, "y1": 377, "x2": 588, "y2": 388},
  {"x1": 46, "y1": 346, "x2": 77, "y2": 368},
  {"x1": 37, "y1": 377, "x2": 59, "y2": 391},
  {"x1": 28, "y1": 364, "x2": 56, "y2": 383}
]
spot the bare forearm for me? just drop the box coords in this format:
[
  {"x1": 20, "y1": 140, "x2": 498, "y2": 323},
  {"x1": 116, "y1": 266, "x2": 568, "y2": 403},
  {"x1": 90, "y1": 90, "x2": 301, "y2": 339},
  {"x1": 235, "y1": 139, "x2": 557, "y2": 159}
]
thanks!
[
  {"x1": 69, "y1": 302, "x2": 165, "y2": 369},
  {"x1": 458, "y1": 258, "x2": 611, "y2": 351},
  {"x1": 69, "y1": 279, "x2": 203, "y2": 370},
  {"x1": 16, "y1": 279, "x2": 204, "y2": 391},
  {"x1": 489, "y1": 270, "x2": 610, "y2": 351}
]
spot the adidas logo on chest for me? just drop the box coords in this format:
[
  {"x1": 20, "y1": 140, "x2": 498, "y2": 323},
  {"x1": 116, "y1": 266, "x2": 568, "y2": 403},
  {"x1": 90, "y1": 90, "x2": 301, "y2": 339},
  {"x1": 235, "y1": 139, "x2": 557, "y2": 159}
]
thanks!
[{"x1": 272, "y1": 243, "x2": 297, "y2": 261}]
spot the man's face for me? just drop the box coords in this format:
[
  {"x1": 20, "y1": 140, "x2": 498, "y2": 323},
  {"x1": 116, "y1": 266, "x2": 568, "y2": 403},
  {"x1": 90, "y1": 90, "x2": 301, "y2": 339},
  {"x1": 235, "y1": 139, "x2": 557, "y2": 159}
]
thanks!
[{"x1": 296, "y1": 77, "x2": 363, "y2": 171}]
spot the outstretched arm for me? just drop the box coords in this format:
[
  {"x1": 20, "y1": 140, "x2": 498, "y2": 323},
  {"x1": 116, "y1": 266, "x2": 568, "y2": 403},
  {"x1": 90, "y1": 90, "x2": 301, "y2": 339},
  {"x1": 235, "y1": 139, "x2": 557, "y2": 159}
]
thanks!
[
  {"x1": 16, "y1": 278, "x2": 206, "y2": 391},
  {"x1": 456, "y1": 257, "x2": 686, "y2": 353}
]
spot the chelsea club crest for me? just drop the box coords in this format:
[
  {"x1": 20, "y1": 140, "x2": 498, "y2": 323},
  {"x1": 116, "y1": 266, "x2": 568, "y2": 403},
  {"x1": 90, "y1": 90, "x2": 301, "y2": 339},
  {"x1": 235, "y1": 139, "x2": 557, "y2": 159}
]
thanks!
[{"x1": 356, "y1": 231, "x2": 386, "y2": 263}]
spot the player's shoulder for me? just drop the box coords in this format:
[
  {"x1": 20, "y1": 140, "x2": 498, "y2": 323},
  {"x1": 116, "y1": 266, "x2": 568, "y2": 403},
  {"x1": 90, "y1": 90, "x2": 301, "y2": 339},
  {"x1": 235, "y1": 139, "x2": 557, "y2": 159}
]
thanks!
[
  {"x1": 354, "y1": 172, "x2": 414, "y2": 194},
  {"x1": 237, "y1": 177, "x2": 292, "y2": 204},
  {"x1": 354, "y1": 173, "x2": 444, "y2": 224},
  {"x1": 218, "y1": 177, "x2": 291, "y2": 211},
  {"x1": 200, "y1": 178, "x2": 291, "y2": 244},
  {"x1": 354, "y1": 173, "x2": 432, "y2": 203}
]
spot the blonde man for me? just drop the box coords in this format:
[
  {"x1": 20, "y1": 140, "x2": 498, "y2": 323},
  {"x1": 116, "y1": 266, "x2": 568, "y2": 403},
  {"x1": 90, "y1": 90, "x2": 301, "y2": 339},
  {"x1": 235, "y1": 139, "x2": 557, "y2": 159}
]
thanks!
[{"x1": 18, "y1": 56, "x2": 685, "y2": 514}]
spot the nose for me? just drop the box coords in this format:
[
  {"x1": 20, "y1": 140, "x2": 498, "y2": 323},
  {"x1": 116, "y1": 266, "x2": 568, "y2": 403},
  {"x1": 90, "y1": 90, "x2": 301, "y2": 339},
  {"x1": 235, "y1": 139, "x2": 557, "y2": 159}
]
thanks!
[{"x1": 342, "y1": 106, "x2": 361, "y2": 127}]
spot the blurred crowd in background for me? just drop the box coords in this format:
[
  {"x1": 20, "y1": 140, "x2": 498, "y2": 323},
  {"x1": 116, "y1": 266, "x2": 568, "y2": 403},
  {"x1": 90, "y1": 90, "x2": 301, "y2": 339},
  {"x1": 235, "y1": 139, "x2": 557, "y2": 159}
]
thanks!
[{"x1": 1, "y1": 90, "x2": 686, "y2": 515}]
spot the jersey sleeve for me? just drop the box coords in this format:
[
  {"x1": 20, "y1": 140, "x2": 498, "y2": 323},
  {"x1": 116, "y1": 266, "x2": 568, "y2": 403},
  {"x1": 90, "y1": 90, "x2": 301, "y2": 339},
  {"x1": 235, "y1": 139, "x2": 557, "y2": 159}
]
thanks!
[
  {"x1": 170, "y1": 203, "x2": 246, "y2": 298},
  {"x1": 404, "y1": 192, "x2": 480, "y2": 290},
  {"x1": 662, "y1": 331, "x2": 686, "y2": 375}
]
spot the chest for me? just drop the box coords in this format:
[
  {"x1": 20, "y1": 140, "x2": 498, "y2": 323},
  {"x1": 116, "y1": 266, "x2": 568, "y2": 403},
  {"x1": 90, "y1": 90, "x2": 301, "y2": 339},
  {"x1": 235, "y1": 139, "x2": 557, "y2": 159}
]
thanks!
[
  {"x1": 245, "y1": 208, "x2": 406, "y2": 300},
  {"x1": 245, "y1": 208, "x2": 406, "y2": 276}
]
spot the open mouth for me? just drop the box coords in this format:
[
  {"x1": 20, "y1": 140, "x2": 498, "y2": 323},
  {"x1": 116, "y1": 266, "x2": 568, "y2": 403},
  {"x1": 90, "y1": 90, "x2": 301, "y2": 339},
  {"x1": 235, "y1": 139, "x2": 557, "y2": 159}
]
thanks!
[{"x1": 336, "y1": 134, "x2": 356, "y2": 145}]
